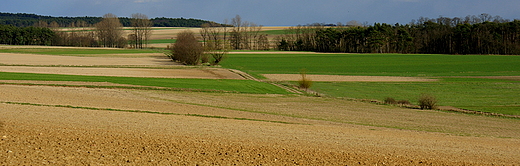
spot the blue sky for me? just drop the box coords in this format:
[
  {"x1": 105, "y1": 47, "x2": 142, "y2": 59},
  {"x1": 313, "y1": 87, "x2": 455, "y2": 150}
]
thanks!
[{"x1": 1, "y1": 0, "x2": 519, "y2": 25}]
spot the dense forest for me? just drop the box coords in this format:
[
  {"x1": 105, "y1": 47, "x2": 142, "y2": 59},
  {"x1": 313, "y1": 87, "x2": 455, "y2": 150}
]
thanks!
[
  {"x1": 0, "y1": 24, "x2": 55, "y2": 45},
  {"x1": 0, "y1": 12, "x2": 226, "y2": 27},
  {"x1": 277, "y1": 14, "x2": 520, "y2": 55}
]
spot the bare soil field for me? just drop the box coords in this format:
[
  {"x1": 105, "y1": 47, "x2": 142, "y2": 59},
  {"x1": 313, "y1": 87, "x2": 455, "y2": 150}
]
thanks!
[
  {"x1": 0, "y1": 52, "x2": 244, "y2": 79},
  {"x1": 0, "y1": 53, "x2": 171, "y2": 66},
  {"x1": 0, "y1": 66, "x2": 244, "y2": 79},
  {"x1": 1, "y1": 47, "x2": 520, "y2": 165},
  {"x1": 1, "y1": 85, "x2": 520, "y2": 165}
]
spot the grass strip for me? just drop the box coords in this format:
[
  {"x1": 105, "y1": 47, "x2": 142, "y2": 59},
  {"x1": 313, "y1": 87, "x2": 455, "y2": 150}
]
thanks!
[
  {"x1": 0, "y1": 101, "x2": 296, "y2": 124},
  {"x1": 0, "y1": 72, "x2": 292, "y2": 94},
  {"x1": 0, "y1": 82, "x2": 232, "y2": 93}
]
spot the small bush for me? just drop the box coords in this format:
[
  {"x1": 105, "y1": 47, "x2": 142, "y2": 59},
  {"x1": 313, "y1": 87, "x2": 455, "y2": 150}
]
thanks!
[
  {"x1": 384, "y1": 97, "x2": 397, "y2": 104},
  {"x1": 397, "y1": 100, "x2": 411, "y2": 105},
  {"x1": 201, "y1": 54, "x2": 210, "y2": 64},
  {"x1": 418, "y1": 93, "x2": 437, "y2": 110},
  {"x1": 298, "y1": 69, "x2": 313, "y2": 90}
]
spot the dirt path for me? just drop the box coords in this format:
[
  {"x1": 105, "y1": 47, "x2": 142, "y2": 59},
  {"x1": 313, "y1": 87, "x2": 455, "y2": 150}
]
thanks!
[{"x1": 1, "y1": 85, "x2": 519, "y2": 165}]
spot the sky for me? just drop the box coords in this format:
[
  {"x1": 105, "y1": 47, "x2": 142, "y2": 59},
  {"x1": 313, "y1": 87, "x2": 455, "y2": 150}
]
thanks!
[{"x1": 1, "y1": 0, "x2": 519, "y2": 26}]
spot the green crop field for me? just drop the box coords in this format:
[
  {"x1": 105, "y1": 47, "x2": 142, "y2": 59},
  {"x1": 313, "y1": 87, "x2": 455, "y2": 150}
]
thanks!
[
  {"x1": 148, "y1": 39, "x2": 177, "y2": 44},
  {"x1": 220, "y1": 53, "x2": 520, "y2": 76},
  {"x1": 0, "y1": 72, "x2": 290, "y2": 94},
  {"x1": 221, "y1": 53, "x2": 520, "y2": 115}
]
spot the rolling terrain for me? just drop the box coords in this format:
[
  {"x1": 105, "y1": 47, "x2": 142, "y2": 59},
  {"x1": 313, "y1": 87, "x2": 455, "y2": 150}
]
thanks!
[{"x1": 1, "y1": 46, "x2": 519, "y2": 165}]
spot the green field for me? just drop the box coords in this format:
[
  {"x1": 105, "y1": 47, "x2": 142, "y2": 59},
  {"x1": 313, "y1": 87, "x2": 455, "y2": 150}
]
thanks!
[
  {"x1": 220, "y1": 53, "x2": 520, "y2": 76},
  {"x1": 220, "y1": 53, "x2": 520, "y2": 115},
  {"x1": 0, "y1": 72, "x2": 290, "y2": 94},
  {"x1": 148, "y1": 39, "x2": 177, "y2": 44},
  {"x1": 2, "y1": 47, "x2": 519, "y2": 115}
]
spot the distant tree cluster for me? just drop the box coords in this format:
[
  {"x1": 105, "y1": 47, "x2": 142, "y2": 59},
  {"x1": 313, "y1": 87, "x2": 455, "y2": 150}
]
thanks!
[
  {"x1": 0, "y1": 24, "x2": 55, "y2": 45},
  {"x1": 1, "y1": 13, "x2": 153, "y2": 48},
  {"x1": 0, "y1": 12, "x2": 226, "y2": 27},
  {"x1": 151, "y1": 17, "x2": 227, "y2": 27},
  {"x1": 169, "y1": 15, "x2": 268, "y2": 65},
  {"x1": 199, "y1": 15, "x2": 269, "y2": 51},
  {"x1": 276, "y1": 14, "x2": 520, "y2": 55}
]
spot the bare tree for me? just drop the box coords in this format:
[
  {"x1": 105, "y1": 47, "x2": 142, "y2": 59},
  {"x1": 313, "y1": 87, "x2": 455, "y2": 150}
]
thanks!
[
  {"x1": 130, "y1": 13, "x2": 152, "y2": 49},
  {"x1": 230, "y1": 15, "x2": 243, "y2": 49},
  {"x1": 49, "y1": 21, "x2": 60, "y2": 29},
  {"x1": 33, "y1": 20, "x2": 48, "y2": 28},
  {"x1": 96, "y1": 13, "x2": 126, "y2": 48},
  {"x1": 200, "y1": 23, "x2": 210, "y2": 47},
  {"x1": 200, "y1": 22, "x2": 226, "y2": 49}
]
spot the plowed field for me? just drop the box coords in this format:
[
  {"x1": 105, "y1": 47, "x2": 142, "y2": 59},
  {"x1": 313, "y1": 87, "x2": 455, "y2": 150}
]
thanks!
[{"x1": 1, "y1": 48, "x2": 519, "y2": 165}]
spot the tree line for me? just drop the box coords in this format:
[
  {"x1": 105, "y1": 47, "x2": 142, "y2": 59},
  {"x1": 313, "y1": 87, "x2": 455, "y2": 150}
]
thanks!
[
  {"x1": 199, "y1": 15, "x2": 269, "y2": 51},
  {"x1": 276, "y1": 14, "x2": 520, "y2": 55},
  {"x1": 0, "y1": 24, "x2": 55, "y2": 45},
  {"x1": 1, "y1": 13, "x2": 152, "y2": 48},
  {"x1": 0, "y1": 12, "x2": 226, "y2": 27},
  {"x1": 169, "y1": 15, "x2": 268, "y2": 66}
]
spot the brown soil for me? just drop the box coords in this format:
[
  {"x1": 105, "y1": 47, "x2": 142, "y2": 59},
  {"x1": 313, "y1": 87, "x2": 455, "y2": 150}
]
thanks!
[
  {"x1": 264, "y1": 74, "x2": 437, "y2": 82},
  {"x1": 1, "y1": 85, "x2": 520, "y2": 165},
  {"x1": 1, "y1": 47, "x2": 519, "y2": 165},
  {"x1": 0, "y1": 66, "x2": 244, "y2": 79},
  {"x1": 0, "y1": 53, "x2": 172, "y2": 66}
]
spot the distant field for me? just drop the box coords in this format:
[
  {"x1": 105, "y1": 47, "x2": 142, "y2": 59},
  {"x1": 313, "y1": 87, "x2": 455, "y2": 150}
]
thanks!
[
  {"x1": 312, "y1": 78, "x2": 520, "y2": 115},
  {"x1": 0, "y1": 47, "x2": 159, "y2": 56},
  {"x1": 220, "y1": 53, "x2": 520, "y2": 76},
  {"x1": 148, "y1": 39, "x2": 176, "y2": 44},
  {"x1": 221, "y1": 53, "x2": 520, "y2": 115}
]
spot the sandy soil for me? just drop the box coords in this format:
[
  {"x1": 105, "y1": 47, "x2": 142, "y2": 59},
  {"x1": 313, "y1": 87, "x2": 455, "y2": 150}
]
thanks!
[
  {"x1": 0, "y1": 53, "x2": 172, "y2": 66},
  {"x1": 1, "y1": 46, "x2": 520, "y2": 165},
  {"x1": 264, "y1": 74, "x2": 437, "y2": 82},
  {"x1": 0, "y1": 52, "x2": 244, "y2": 79},
  {"x1": 1, "y1": 85, "x2": 519, "y2": 165},
  {"x1": 0, "y1": 66, "x2": 244, "y2": 79}
]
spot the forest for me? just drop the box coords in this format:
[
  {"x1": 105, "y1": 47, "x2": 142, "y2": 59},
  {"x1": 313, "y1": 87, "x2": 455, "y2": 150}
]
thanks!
[
  {"x1": 0, "y1": 12, "x2": 225, "y2": 27},
  {"x1": 277, "y1": 14, "x2": 520, "y2": 55},
  {"x1": 0, "y1": 24, "x2": 55, "y2": 45}
]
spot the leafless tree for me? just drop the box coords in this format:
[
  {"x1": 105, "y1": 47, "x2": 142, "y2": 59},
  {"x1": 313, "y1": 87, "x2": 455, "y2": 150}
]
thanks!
[
  {"x1": 33, "y1": 20, "x2": 48, "y2": 28},
  {"x1": 95, "y1": 13, "x2": 126, "y2": 48},
  {"x1": 230, "y1": 15, "x2": 243, "y2": 49},
  {"x1": 130, "y1": 13, "x2": 152, "y2": 49}
]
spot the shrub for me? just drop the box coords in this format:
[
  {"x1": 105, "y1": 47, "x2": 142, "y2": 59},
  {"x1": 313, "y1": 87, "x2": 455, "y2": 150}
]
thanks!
[
  {"x1": 418, "y1": 93, "x2": 437, "y2": 110},
  {"x1": 384, "y1": 97, "x2": 397, "y2": 104},
  {"x1": 171, "y1": 30, "x2": 203, "y2": 65},
  {"x1": 397, "y1": 100, "x2": 411, "y2": 105},
  {"x1": 201, "y1": 54, "x2": 210, "y2": 64},
  {"x1": 298, "y1": 69, "x2": 313, "y2": 90}
]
